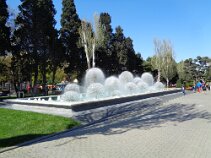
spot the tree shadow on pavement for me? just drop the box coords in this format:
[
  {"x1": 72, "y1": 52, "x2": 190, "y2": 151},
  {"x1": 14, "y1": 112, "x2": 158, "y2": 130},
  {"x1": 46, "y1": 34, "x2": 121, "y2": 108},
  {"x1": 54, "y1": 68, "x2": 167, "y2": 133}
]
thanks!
[
  {"x1": 0, "y1": 134, "x2": 48, "y2": 148},
  {"x1": 21, "y1": 98, "x2": 211, "y2": 147}
]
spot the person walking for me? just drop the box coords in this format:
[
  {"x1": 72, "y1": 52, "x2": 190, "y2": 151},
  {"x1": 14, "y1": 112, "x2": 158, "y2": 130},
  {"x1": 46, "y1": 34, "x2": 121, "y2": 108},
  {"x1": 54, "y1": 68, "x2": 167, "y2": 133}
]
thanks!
[
  {"x1": 196, "y1": 81, "x2": 202, "y2": 93},
  {"x1": 182, "y1": 84, "x2": 186, "y2": 95}
]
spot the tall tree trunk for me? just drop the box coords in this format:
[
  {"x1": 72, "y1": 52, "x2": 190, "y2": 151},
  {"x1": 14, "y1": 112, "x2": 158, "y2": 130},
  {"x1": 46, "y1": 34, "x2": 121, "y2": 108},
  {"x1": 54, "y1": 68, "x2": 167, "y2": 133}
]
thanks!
[
  {"x1": 82, "y1": 31, "x2": 91, "y2": 69},
  {"x1": 42, "y1": 63, "x2": 47, "y2": 96},
  {"x1": 86, "y1": 52, "x2": 91, "y2": 69},
  {"x1": 42, "y1": 72, "x2": 47, "y2": 95},
  {"x1": 157, "y1": 69, "x2": 161, "y2": 82},
  {"x1": 33, "y1": 63, "x2": 38, "y2": 96},
  {"x1": 166, "y1": 78, "x2": 169, "y2": 89},
  {"x1": 92, "y1": 42, "x2": 95, "y2": 67},
  {"x1": 52, "y1": 66, "x2": 57, "y2": 84}
]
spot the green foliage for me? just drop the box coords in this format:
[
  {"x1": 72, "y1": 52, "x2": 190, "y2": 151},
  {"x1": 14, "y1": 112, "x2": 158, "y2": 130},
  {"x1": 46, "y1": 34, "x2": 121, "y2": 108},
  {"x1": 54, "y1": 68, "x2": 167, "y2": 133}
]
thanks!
[
  {"x1": 177, "y1": 61, "x2": 186, "y2": 81},
  {"x1": 0, "y1": 54, "x2": 12, "y2": 82},
  {"x1": 161, "y1": 48, "x2": 177, "y2": 85},
  {"x1": 132, "y1": 53, "x2": 144, "y2": 75},
  {"x1": 176, "y1": 79, "x2": 182, "y2": 88},
  {"x1": 49, "y1": 67, "x2": 66, "y2": 83},
  {"x1": 183, "y1": 56, "x2": 211, "y2": 81},
  {"x1": 186, "y1": 80, "x2": 194, "y2": 87},
  {"x1": 152, "y1": 39, "x2": 177, "y2": 84},
  {"x1": 79, "y1": 20, "x2": 95, "y2": 69},
  {"x1": 0, "y1": 108, "x2": 80, "y2": 148},
  {"x1": 0, "y1": 0, "x2": 10, "y2": 56},
  {"x1": 205, "y1": 66, "x2": 211, "y2": 80},
  {"x1": 151, "y1": 39, "x2": 164, "y2": 72},
  {"x1": 113, "y1": 26, "x2": 128, "y2": 72},
  {"x1": 11, "y1": 0, "x2": 57, "y2": 94},
  {"x1": 60, "y1": 0, "x2": 85, "y2": 77},
  {"x1": 5, "y1": 0, "x2": 145, "y2": 85},
  {"x1": 35, "y1": 0, "x2": 56, "y2": 83},
  {"x1": 95, "y1": 13, "x2": 115, "y2": 75}
]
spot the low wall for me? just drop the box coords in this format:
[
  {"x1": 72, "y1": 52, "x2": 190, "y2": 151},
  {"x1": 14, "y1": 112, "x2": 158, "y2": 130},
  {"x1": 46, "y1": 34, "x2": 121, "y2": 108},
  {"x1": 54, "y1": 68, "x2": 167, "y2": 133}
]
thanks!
[
  {"x1": 71, "y1": 89, "x2": 181, "y2": 112},
  {"x1": 5, "y1": 89, "x2": 181, "y2": 112}
]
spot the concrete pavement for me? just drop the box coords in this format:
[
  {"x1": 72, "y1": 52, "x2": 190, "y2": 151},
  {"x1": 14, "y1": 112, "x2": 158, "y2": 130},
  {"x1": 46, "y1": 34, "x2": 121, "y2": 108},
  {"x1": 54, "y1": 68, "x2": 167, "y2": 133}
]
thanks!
[{"x1": 1, "y1": 91, "x2": 211, "y2": 158}]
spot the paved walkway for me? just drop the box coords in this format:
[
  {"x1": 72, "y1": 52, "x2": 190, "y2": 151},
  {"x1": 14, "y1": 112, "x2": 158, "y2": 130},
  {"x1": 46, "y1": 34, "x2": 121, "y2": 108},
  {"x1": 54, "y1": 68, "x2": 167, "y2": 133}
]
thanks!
[{"x1": 1, "y1": 91, "x2": 211, "y2": 158}]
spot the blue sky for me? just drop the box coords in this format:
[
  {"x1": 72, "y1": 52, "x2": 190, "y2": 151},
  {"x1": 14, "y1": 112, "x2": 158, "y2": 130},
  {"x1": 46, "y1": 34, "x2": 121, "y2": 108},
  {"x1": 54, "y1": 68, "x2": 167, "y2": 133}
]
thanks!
[{"x1": 7, "y1": 0, "x2": 211, "y2": 62}]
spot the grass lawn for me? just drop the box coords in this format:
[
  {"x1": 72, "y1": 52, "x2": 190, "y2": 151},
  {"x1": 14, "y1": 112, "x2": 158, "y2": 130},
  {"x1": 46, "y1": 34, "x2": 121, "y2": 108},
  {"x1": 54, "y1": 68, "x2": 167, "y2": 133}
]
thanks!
[{"x1": 0, "y1": 108, "x2": 80, "y2": 148}]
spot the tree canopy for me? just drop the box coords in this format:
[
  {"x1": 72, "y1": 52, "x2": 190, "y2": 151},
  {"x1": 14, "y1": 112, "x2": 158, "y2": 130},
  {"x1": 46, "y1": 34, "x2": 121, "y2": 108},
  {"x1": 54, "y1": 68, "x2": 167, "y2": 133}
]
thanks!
[
  {"x1": 2, "y1": 0, "x2": 211, "y2": 91},
  {"x1": 0, "y1": 0, "x2": 10, "y2": 56}
]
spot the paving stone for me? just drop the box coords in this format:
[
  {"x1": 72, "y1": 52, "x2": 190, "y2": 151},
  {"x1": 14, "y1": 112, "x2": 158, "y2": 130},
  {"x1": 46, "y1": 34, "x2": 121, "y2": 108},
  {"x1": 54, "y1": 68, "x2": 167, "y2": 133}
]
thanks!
[{"x1": 1, "y1": 91, "x2": 211, "y2": 158}]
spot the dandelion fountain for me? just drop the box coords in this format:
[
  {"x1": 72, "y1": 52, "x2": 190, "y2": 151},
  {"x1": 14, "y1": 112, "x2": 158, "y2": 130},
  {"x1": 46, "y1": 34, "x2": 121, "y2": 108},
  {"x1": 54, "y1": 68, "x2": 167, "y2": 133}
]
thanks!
[{"x1": 5, "y1": 67, "x2": 180, "y2": 112}]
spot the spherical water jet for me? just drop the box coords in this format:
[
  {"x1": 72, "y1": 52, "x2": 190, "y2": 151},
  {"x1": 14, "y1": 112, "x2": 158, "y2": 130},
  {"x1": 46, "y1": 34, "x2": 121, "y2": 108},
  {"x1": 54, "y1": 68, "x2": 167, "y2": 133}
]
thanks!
[
  {"x1": 119, "y1": 71, "x2": 134, "y2": 84},
  {"x1": 104, "y1": 76, "x2": 121, "y2": 96},
  {"x1": 26, "y1": 67, "x2": 166, "y2": 104},
  {"x1": 141, "y1": 73, "x2": 154, "y2": 86},
  {"x1": 133, "y1": 77, "x2": 143, "y2": 84},
  {"x1": 64, "y1": 83, "x2": 80, "y2": 93},
  {"x1": 124, "y1": 82, "x2": 138, "y2": 94},
  {"x1": 153, "y1": 82, "x2": 165, "y2": 90},
  {"x1": 110, "y1": 90, "x2": 121, "y2": 97},
  {"x1": 137, "y1": 81, "x2": 149, "y2": 93},
  {"x1": 86, "y1": 83, "x2": 105, "y2": 99},
  {"x1": 61, "y1": 91, "x2": 80, "y2": 102},
  {"x1": 85, "y1": 68, "x2": 105, "y2": 87}
]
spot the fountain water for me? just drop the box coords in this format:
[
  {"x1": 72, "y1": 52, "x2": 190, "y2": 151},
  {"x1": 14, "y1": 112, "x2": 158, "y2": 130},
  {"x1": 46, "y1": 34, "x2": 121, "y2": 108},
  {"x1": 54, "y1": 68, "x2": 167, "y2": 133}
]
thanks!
[
  {"x1": 84, "y1": 68, "x2": 105, "y2": 86},
  {"x1": 60, "y1": 67, "x2": 165, "y2": 102},
  {"x1": 6, "y1": 67, "x2": 174, "y2": 111},
  {"x1": 104, "y1": 76, "x2": 121, "y2": 96}
]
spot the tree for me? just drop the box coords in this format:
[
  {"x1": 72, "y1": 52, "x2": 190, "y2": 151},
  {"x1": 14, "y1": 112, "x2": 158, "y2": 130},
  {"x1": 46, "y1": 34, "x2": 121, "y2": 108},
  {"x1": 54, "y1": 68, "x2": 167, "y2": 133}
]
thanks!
[
  {"x1": 79, "y1": 20, "x2": 94, "y2": 69},
  {"x1": 205, "y1": 64, "x2": 211, "y2": 80},
  {"x1": 79, "y1": 14, "x2": 106, "y2": 69},
  {"x1": 113, "y1": 26, "x2": 128, "y2": 72},
  {"x1": 143, "y1": 57, "x2": 157, "y2": 77},
  {"x1": 112, "y1": 26, "x2": 143, "y2": 74},
  {"x1": 12, "y1": 0, "x2": 56, "y2": 95},
  {"x1": 177, "y1": 61, "x2": 186, "y2": 82},
  {"x1": 0, "y1": 54, "x2": 12, "y2": 82},
  {"x1": 49, "y1": 35, "x2": 64, "y2": 84},
  {"x1": 125, "y1": 37, "x2": 143, "y2": 74},
  {"x1": 60, "y1": 0, "x2": 84, "y2": 77},
  {"x1": 151, "y1": 39, "x2": 164, "y2": 82},
  {"x1": 35, "y1": 0, "x2": 56, "y2": 94},
  {"x1": 98, "y1": 13, "x2": 113, "y2": 49},
  {"x1": 95, "y1": 13, "x2": 114, "y2": 75},
  {"x1": 161, "y1": 40, "x2": 177, "y2": 87},
  {"x1": 183, "y1": 56, "x2": 211, "y2": 82},
  {"x1": 94, "y1": 13, "x2": 106, "y2": 49},
  {"x1": 205, "y1": 58, "x2": 211, "y2": 80},
  {"x1": 0, "y1": 0, "x2": 11, "y2": 83},
  {"x1": 0, "y1": 0, "x2": 10, "y2": 56},
  {"x1": 195, "y1": 56, "x2": 210, "y2": 80},
  {"x1": 12, "y1": 0, "x2": 36, "y2": 92},
  {"x1": 183, "y1": 58, "x2": 195, "y2": 81},
  {"x1": 132, "y1": 53, "x2": 144, "y2": 75}
]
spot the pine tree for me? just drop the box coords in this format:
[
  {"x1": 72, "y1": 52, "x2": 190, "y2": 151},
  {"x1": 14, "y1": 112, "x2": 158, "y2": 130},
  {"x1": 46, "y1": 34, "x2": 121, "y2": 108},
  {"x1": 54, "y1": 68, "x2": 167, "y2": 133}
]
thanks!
[
  {"x1": 125, "y1": 37, "x2": 143, "y2": 74},
  {"x1": 12, "y1": 0, "x2": 56, "y2": 95},
  {"x1": 60, "y1": 0, "x2": 85, "y2": 79},
  {"x1": 113, "y1": 26, "x2": 128, "y2": 72},
  {"x1": 35, "y1": 0, "x2": 56, "y2": 94},
  {"x1": 0, "y1": 0, "x2": 10, "y2": 56},
  {"x1": 11, "y1": 0, "x2": 35, "y2": 92},
  {"x1": 96, "y1": 13, "x2": 115, "y2": 75}
]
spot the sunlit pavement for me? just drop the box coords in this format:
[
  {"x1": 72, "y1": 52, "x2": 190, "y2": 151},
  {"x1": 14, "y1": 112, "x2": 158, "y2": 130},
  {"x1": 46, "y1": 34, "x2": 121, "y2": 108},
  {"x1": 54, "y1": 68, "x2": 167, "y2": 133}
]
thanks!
[{"x1": 1, "y1": 91, "x2": 211, "y2": 158}]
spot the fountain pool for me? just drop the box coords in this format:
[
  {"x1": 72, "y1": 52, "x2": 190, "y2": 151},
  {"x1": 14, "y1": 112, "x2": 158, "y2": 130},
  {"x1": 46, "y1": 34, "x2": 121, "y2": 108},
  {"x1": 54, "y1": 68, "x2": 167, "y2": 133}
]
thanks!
[{"x1": 5, "y1": 68, "x2": 180, "y2": 112}]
